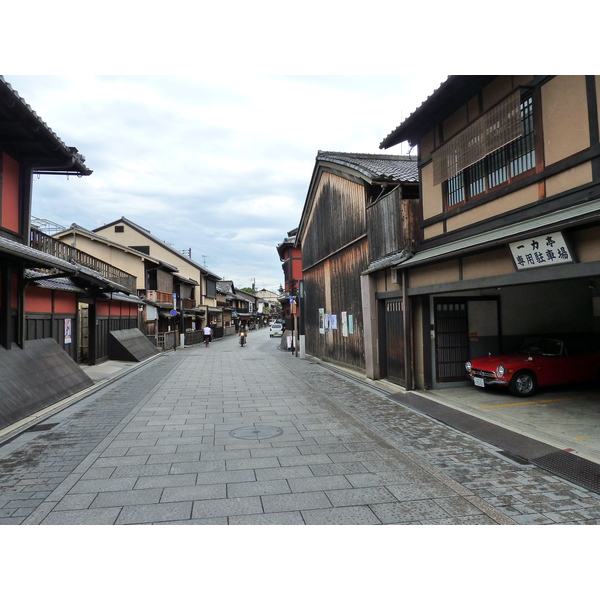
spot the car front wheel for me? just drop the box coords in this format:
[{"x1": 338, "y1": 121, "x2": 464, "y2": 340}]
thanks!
[{"x1": 509, "y1": 371, "x2": 537, "y2": 397}]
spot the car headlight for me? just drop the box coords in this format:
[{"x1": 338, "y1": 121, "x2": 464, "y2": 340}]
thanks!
[
  {"x1": 496, "y1": 365, "x2": 505, "y2": 378},
  {"x1": 465, "y1": 361, "x2": 472, "y2": 372}
]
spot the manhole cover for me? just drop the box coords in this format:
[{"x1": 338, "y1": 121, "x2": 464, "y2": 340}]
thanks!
[{"x1": 229, "y1": 426, "x2": 284, "y2": 440}]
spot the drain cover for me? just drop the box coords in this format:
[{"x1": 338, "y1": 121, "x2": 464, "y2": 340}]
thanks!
[
  {"x1": 229, "y1": 426, "x2": 284, "y2": 440},
  {"x1": 27, "y1": 423, "x2": 59, "y2": 432},
  {"x1": 532, "y1": 450, "x2": 600, "y2": 494}
]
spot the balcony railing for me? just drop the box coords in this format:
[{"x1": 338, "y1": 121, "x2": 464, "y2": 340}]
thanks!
[
  {"x1": 143, "y1": 291, "x2": 195, "y2": 307},
  {"x1": 145, "y1": 290, "x2": 174, "y2": 304},
  {"x1": 30, "y1": 228, "x2": 137, "y2": 294}
]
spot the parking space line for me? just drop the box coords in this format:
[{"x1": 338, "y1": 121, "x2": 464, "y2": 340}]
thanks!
[{"x1": 477, "y1": 397, "x2": 573, "y2": 409}]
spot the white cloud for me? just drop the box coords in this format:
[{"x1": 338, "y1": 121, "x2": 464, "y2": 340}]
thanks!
[{"x1": 10, "y1": 74, "x2": 446, "y2": 291}]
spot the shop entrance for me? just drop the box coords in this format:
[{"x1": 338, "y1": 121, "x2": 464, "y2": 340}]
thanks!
[
  {"x1": 434, "y1": 299, "x2": 469, "y2": 382},
  {"x1": 383, "y1": 298, "x2": 405, "y2": 386},
  {"x1": 434, "y1": 297, "x2": 501, "y2": 383}
]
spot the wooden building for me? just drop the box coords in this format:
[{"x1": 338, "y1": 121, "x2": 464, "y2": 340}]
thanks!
[
  {"x1": 277, "y1": 228, "x2": 302, "y2": 347},
  {"x1": 92, "y1": 217, "x2": 222, "y2": 335},
  {"x1": 379, "y1": 75, "x2": 600, "y2": 391},
  {"x1": 296, "y1": 151, "x2": 419, "y2": 377},
  {"x1": 52, "y1": 223, "x2": 196, "y2": 342},
  {"x1": 0, "y1": 76, "x2": 117, "y2": 429}
]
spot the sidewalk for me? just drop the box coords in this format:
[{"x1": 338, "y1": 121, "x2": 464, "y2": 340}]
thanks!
[{"x1": 2, "y1": 331, "x2": 600, "y2": 524}]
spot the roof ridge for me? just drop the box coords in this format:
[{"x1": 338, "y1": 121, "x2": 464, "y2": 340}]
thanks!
[{"x1": 317, "y1": 150, "x2": 416, "y2": 161}]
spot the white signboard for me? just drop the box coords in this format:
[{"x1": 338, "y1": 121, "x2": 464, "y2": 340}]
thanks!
[
  {"x1": 64, "y1": 319, "x2": 72, "y2": 344},
  {"x1": 509, "y1": 231, "x2": 573, "y2": 270}
]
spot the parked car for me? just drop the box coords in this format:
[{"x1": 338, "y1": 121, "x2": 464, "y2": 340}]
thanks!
[
  {"x1": 270, "y1": 323, "x2": 283, "y2": 337},
  {"x1": 465, "y1": 337, "x2": 600, "y2": 397}
]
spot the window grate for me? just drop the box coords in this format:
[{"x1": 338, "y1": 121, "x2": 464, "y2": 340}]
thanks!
[
  {"x1": 433, "y1": 90, "x2": 523, "y2": 186},
  {"x1": 444, "y1": 93, "x2": 535, "y2": 209}
]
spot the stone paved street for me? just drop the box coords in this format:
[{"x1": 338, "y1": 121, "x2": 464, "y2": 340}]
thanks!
[{"x1": 2, "y1": 329, "x2": 600, "y2": 525}]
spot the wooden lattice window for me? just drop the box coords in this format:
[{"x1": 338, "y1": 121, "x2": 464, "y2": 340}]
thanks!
[{"x1": 444, "y1": 94, "x2": 535, "y2": 209}]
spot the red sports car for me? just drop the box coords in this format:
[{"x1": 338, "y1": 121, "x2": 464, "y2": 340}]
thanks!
[{"x1": 465, "y1": 337, "x2": 600, "y2": 397}]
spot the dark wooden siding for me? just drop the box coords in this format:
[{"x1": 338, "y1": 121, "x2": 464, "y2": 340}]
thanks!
[
  {"x1": 367, "y1": 185, "x2": 420, "y2": 260},
  {"x1": 25, "y1": 313, "x2": 78, "y2": 362},
  {"x1": 303, "y1": 172, "x2": 367, "y2": 268},
  {"x1": 304, "y1": 239, "x2": 368, "y2": 370}
]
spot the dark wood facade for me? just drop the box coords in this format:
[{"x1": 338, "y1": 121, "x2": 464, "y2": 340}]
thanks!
[{"x1": 297, "y1": 152, "x2": 419, "y2": 375}]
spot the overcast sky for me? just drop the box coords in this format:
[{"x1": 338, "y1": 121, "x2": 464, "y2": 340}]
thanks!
[
  {"x1": 2, "y1": 2, "x2": 580, "y2": 295},
  {"x1": 5, "y1": 74, "x2": 446, "y2": 291}
]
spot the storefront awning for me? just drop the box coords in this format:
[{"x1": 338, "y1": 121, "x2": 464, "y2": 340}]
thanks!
[{"x1": 395, "y1": 197, "x2": 600, "y2": 271}]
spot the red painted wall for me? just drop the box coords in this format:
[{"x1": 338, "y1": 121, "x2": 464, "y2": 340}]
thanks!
[
  {"x1": 97, "y1": 301, "x2": 110, "y2": 316},
  {"x1": 25, "y1": 288, "x2": 77, "y2": 313},
  {"x1": 290, "y1": 247, "x2": 303, "y2": 282},
  {"x1": 97, "y1": 300, "x2": 137, "y2": 316},
  {"x1": 1, "y1": 153, "x2": 20, "y2": 233},
  {"x1": 54, "y1": 291, "x2": 76, "y2": 313},
  {"x1": 25, "y1": 287, "x2": 53, "y2": 312}
]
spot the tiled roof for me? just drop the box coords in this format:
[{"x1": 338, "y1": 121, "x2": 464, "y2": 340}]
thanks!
[
  {"x1": 362, "y1": 249, "x2": 413, "y2": 275},
  {"x1": 0, "y1": 76, "x2": 92, "y2": 175},
  {"x1": 0, "y1": 236, "x2": 79, "y2": 272},
  {"x1": 379, "y1": 75, "x2": 497, "y2": 149},
  {"x1": 316, "y1": 151, "x2": 418, "y2": 183},
  {"x1": 24, "y1": 270, "x2": 85, "y2": 293},
  {"x1": 94, "y1": 217, "x2": 222, "y2": 279}
]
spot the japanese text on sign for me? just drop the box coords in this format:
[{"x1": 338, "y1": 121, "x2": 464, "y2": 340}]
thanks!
[{"x1": 509, "y1": 231, "x2": 572, "y2": 270}]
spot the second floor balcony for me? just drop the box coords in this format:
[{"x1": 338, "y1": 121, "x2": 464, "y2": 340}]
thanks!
[
  {"x1": 30, "y1": 228, "x2": 137, "y2": 294},
  {"x1": 143, "y1": 290, "x2": 195, "y2": 309}
]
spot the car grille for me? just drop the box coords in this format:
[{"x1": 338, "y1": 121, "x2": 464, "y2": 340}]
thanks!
[{"x1": 471, "y1": 368, "x2": 496, "y2": 379}]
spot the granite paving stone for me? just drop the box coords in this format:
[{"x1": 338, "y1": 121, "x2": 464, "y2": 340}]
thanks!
[
  {"x1": 191, "y1": 496, "x2": 263, "y2": 519},
  {"x1": 325, "y1": 486, "x2": 400, "y2": 507},
  {"x1": 194, "y1": 470, "x2": 257, "y2": 485},
  {"x1": 261, "y1": 491, "x2": 332, "y2": 513},
  {"x1": 254, "y1": 465, "x2": 315, "y2": 481},
  {"x1": 54, "y1": 493, "x2": 97, "y2": 511},
  {"x1": 227, "y1": 479, "x2": 291, "y2": 498},
  {"x1": 116, "y1": 501, "x2": 193, "y2": 524},
  {"x1": 91, "y1": 488, "x2": 163, "y2": 508},
  {"x1": 42, "y1": 507, "x2": 121, "y2": 525},
  {"x1": 301, "y1": 505, "x2": 382, "y2": 525},
  {"x1": 146, "y1": 452, "x2": 200, "y2": 464},
  {"x1": 370, "y1": 500, "x2": 456, "y2": 524},
  {"x1": 3, "y1": 331, "x2": 600, "y2": 526},
  {"x1": 229, "y1": 511, "x2": 305, "y2": 525},
  {"x1": 70, "y1": 477, "x2": 138, "y2": 494},
  {"x1": 133, "y1": 473, "x2": 197, "y2": 490},
  {"x1": 160, "y1": 484, "x2": 227, "y2": 503},
  {"x1": 287, "y1": 475, "x2": 352, "y2": 494}
]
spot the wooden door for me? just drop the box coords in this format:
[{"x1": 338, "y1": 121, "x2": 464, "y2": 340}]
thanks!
[
  {"x1": 385, "y1": 299, "x2": 406, "y2": 386},
  {"x1": 434, "y1": 299, "x2": 469, "y2": 382}
]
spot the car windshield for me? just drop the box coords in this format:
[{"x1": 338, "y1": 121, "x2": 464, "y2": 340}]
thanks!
[
  {"x1": 517, "y1": 338, "x2": 563, "y2": 356},
  {"x1": 272, "y1": 324, "x2": 281, "y2": 329}
]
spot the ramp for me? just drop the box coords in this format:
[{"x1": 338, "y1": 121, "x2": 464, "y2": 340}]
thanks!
[
  {"x1": 108, "y1": 328, "x2": 159, "y2": 362},
  {"x1": 0, "y1": 338, "x2": 93, "y2": 430}
]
